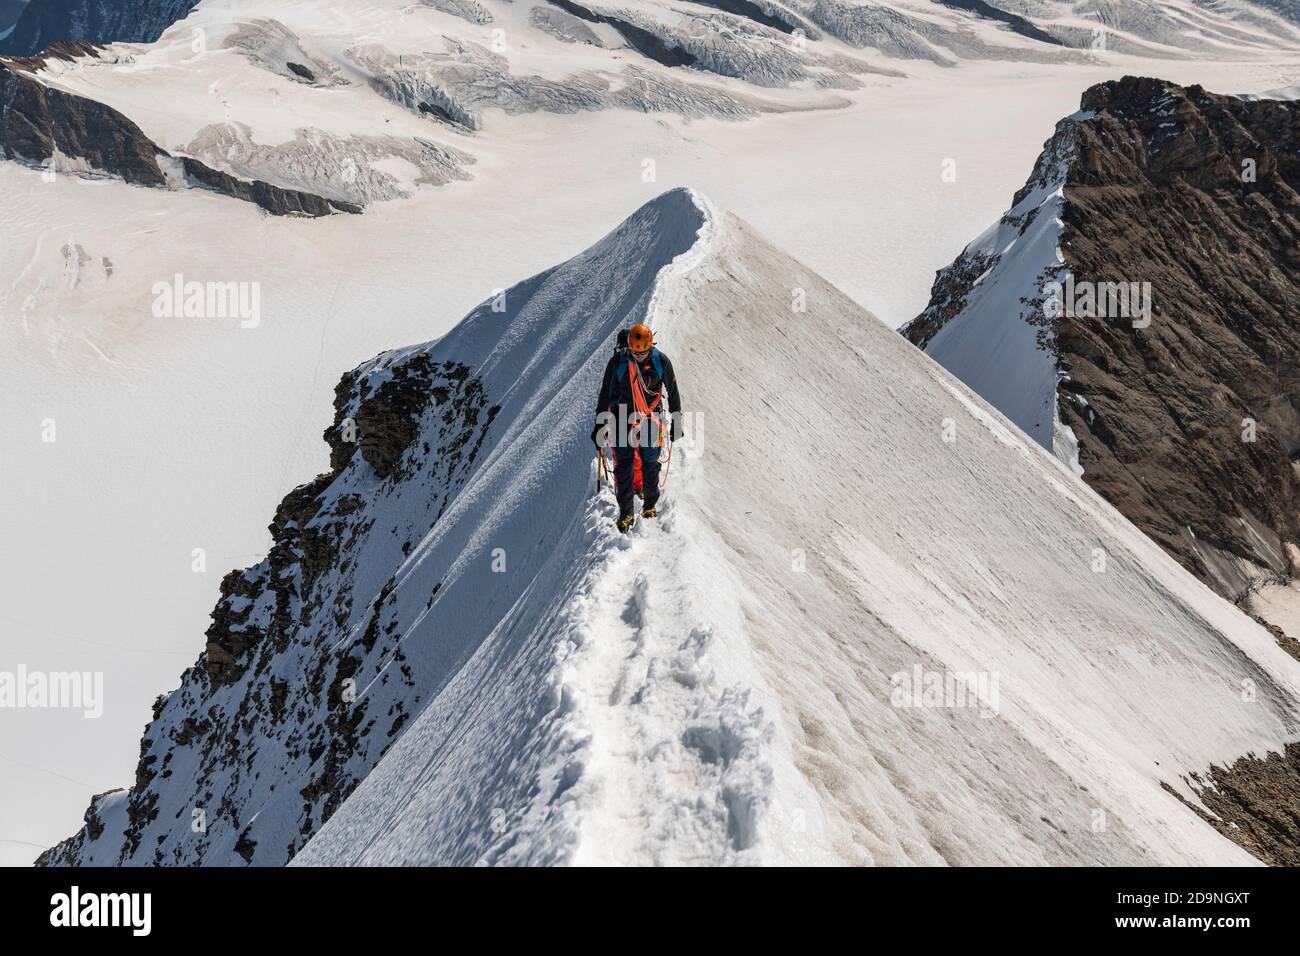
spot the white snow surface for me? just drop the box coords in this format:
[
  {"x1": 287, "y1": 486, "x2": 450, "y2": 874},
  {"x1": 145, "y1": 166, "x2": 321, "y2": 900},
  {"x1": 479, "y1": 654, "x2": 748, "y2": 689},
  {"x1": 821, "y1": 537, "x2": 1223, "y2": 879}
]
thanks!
[
  {"x1": 1240, "y1": 83, "x2": 1300, "y2": 99},
  {"x1": 285, "y1": 189, "x2": 1300, "y2": 866},
  {"x1": 6, "y1": 0, "x2": 1300, "y2": 865}
]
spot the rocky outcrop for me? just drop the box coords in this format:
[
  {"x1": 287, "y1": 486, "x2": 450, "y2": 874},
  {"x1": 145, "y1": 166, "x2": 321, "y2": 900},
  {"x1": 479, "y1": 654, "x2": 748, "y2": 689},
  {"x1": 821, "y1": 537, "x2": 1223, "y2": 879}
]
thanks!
[
  {"x1": 181, "y1": 122, "x2": 472, "y2": 207},
  {"x1": 0, "y1": 49, "x2": 359, "y2": 215},
  {"x1": 39, "y1": 347, "x2": 501, "y2": 866},
  {"x1": 547, "y1": 0, "x2": 698, "y2": 68},
  {"x1": 905, "y1": 77, "x2": 1300, "y2": 603},
  {"x1": 932, "y1": 0, "x2": 1063, "y2": 47},
  {"x1": 1164, "y1": 742, "x2": 1300, "y2": 866},
  {"x1": 689, "y1": 0, "x2": 800, "y2": 36},
  {"x1": 0, "y1": 49, "x2": 167, "y2": 184},
  {"x1": 0, "y1": 0, "x2": 199, "y2": 57},
  {"x1": 178, "y1": 157, "x2": 362, "y2": 216},
  {"x1": 1059, "y1": 79, "x2": 1300, "y2": 599}
]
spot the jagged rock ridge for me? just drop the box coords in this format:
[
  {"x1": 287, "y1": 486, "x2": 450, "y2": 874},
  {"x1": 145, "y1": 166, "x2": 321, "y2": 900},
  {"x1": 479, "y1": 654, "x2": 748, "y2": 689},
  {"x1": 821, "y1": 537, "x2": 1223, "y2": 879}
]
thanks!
[{"x1": 38, "y1": 349, "x2": 501, "y2": 865}]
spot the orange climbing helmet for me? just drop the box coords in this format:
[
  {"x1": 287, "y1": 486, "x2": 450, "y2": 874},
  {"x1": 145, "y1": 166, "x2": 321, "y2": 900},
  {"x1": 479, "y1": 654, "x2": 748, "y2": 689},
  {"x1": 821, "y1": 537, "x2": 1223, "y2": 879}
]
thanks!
[{"x1": 627, "y1": 323, "x2": 654, "y2": 353}]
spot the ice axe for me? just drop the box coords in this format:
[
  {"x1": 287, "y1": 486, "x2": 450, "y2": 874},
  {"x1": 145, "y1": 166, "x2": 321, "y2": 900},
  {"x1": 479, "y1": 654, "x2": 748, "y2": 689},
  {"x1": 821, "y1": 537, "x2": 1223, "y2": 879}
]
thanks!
[{"x1": 596, "y1": 447, "x2": 610, "y2": 494}]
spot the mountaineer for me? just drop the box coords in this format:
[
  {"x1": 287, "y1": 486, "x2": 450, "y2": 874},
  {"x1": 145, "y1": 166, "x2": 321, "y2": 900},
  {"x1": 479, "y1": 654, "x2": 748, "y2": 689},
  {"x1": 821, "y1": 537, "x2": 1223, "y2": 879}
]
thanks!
[{"x1": 591, "y1": 323, "x2": 683, "y2": 533}]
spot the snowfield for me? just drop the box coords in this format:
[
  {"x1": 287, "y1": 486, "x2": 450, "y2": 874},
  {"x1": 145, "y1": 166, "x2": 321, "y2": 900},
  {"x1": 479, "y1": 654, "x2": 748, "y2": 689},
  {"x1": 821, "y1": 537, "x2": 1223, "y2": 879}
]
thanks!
[{"x1": 6, "y1": 0, "x2": 1300, "y2": 865}]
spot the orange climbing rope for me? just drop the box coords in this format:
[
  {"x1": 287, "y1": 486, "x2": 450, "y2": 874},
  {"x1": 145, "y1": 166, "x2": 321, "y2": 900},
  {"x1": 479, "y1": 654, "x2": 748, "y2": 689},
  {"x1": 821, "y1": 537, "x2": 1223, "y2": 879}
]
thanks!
[
  {"x1": 627, "y1": 357, "x2": 663, "y2": 432},
  {"x1": 627, "y1": 357, "x2": 673, "y2": 491}
]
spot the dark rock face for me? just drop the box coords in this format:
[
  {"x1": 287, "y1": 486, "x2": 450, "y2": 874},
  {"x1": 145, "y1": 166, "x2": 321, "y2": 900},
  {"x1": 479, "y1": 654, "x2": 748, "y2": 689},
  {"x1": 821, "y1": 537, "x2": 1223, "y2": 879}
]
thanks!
[
  {"x1": 907, "y1": 77, "x2": 1300, "y2": 602},
  {"x1": 1163, "y1": 742, "x2": 1300, "y2": 866},
  {"x1": 932, "y1": 0, "x2": 1063, "y2": 46},
  {"x1": 900, "y1": 247, "x2": 996, "y2": 352},
  {"x1": 0, "y1": 0, "x2": 199, "y2": 57},
  {"x1": 0, "y1": 51, "x2": 168, "y2": 184},
  {"x1": 78, "y1": 789, "x2": 121, "y2": 842},
  {"x1": 689, "y1": 0, "x2": 798, "y2": 35},
  {"x1": 0, "y1": 50, "x2": 359, "y2": 216},
  {"x1": 1057, "y1": 78, "x2": 1300, "y2": 599},
  {"x1": 547, "y1": 0, "x2": 697, "y2": 68},
  {"x1": 38, "y1": 349, "x2": 501, "y2": 866},
  {"x1": 178, "y1": 157, "x2": 362, "y2": 217},
  {"x1": 351, "y1": 355, "x2": 499, "y2": 483}
]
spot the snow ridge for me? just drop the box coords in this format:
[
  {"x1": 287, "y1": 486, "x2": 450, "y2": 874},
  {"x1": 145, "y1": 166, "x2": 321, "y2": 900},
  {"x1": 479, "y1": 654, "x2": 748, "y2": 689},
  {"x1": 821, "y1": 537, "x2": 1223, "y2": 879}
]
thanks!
[
  {"x1": 306, "y1": 191, "x2": 1300, "y2": 868},
  {"x1": 40, "y1": 189, "x2": 715, "y2": 867},
  {"x1": 297, "y1": 188, "x2": 789, "y2": 865},
  {"x1": 902, "y1": 114, "x2": 1083, "y2": 473},
  {"x1": 561, "y1": 191, "x2": 779, "y2": 864},
  {"x1": 39, "y1": 186, "x2": 1300, "y2": 868}
]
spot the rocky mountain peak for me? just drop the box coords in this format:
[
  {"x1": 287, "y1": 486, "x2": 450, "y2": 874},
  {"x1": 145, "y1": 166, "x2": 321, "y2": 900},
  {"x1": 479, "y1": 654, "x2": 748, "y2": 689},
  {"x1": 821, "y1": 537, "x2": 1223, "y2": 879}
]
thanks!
[{"x1": 906, "y1": 76, "x2": 1300, "y2": 604}]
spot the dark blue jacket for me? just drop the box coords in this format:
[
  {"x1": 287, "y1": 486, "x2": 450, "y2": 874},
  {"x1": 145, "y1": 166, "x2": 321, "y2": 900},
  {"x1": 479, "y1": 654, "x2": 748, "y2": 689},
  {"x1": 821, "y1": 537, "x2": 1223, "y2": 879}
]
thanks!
[{"x1": 595, "y1": 347, "x2": 682, "y2": 418}]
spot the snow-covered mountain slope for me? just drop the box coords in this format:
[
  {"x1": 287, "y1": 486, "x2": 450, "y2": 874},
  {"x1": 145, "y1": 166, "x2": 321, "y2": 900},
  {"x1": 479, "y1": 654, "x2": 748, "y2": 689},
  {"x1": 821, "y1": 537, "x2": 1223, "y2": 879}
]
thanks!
[
  {"x1": 6, "y1": 0, "x2": 1298, "y2": 63},
  {"x1": 35, "y1": 189, "x2": 705, "y2": 866},
  {"x1": 0, "y1": 0, "x2": 198, "y2": 55},
  {"x1": 9, "y1": 0, "x2": 1300, "y2": 871},
  {"x1": 8, "y1": 1, "x2": 859, "y2": 209},
  {"x1": 42, "y1": 189, "x2": 1300, "y2": 867},
  {"x1": 904, "y1": 77, "x2": 1300, "y2": 608},
  {"x1": 900, "y1": 110, "x2": 1080, "y2": 470}
]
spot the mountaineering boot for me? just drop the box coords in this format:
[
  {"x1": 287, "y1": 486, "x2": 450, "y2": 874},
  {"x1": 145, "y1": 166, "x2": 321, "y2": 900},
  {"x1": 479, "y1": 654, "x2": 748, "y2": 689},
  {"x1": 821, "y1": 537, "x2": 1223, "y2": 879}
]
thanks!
[
  {"x1": 616, "y1": 513, "x2": 636, "y2": 534},
  {"x1": 641, "y1": 504, "x2": 657, "y2": 519}
]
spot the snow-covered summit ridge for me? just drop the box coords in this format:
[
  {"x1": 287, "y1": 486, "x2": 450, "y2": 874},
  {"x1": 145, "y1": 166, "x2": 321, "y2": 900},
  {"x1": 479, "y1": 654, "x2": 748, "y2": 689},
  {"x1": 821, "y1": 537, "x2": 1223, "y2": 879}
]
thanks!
[
  {"x1": 305, "y1": 185, "x2": 1300, "y2": 866},
  {"x1": 42, "y1": 184, "x2": 1300, "y2": 866},
  {"x1": 901, "y1": 108, "x2": 1081, "y2": 468},
  {"x1": 37, "y1": 188, "x2": 713, "y2": 866}
]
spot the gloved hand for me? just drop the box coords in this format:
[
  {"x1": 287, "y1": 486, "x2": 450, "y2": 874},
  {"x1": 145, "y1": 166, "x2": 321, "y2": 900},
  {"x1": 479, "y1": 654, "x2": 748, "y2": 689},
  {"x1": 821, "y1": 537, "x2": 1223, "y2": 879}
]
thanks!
[
  {"x1": 591, "y1": 422, "x2": 603, "y2": 447},
  {"x1": 671, "y1": 412, "x2": 684, "y2": 443}
]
